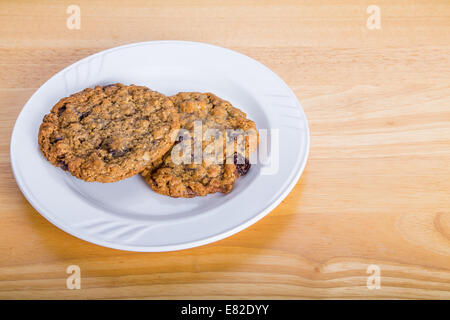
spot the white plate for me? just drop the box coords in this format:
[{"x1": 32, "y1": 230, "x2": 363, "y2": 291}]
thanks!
[{"x1": 10, "y1": 41, "x2": 309, "y2": 252}]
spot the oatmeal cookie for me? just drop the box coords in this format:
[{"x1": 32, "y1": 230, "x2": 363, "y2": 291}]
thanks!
[
  {"x1": 142, "y1": 92, "x2": 258, "y2": 198},
  {"x1": 38, "y1": 83, "x2": 180, "y2": 182}
]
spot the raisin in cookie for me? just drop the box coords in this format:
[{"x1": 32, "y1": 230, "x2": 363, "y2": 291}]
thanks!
[
  {"x1": 38, "y1": 84, "x2": 180, "y2": 182},
  {"x1": 142, "y1": 92, "x2": 258, "y2": 198}
]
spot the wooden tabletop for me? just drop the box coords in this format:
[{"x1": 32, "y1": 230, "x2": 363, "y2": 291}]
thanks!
[{"x1": 1, "y1": 0, "x2": 449, "y2": 299}]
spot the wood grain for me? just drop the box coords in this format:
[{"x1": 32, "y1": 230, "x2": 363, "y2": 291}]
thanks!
[{"x1": 0, "y1": 0, "x2": 449, "y2": 299}]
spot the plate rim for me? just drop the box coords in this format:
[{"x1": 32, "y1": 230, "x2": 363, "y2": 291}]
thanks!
[{"x1": 10, "y1": 40, "x2": 310, "y2": 252}]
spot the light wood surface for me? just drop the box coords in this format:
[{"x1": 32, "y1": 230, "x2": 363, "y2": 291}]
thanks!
[{"x1": 0, "y1": 0, "x2": 449, "y2": 299}]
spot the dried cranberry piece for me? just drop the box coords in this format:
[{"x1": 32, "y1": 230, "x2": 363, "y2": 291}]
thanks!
[
  {"x1": 233, "y1": 152, "x2": 251, "y2": 176},
  {"x1": 58, "y1": 161, "x2": 68, "y2": 171},
  {"x1": 174, "y1": 135, "x2": 184, "y2": 145},
  {"x1": 79, "y1": 111, "x2": 90, "y2": 121},
  {"x1": 52, "y1": 137, "x2": 63, "y2": 144},
  {"x1": 185, "y1": 186, "x2": 197, "y2": 197},
  {"x1": 109, "y1": 148, "x2": 130, "y2": 158},
  {"x1": 57, "y1": 105, "x2": 66, "y2": 115}
]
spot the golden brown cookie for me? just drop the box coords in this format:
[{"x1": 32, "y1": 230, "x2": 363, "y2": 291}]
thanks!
[
  {"x1": 38, "y1": 84, "x2": 180, "y2": 183},
  {"x1": 142, "y1": 92, "x2": 258, "y2": 198}
]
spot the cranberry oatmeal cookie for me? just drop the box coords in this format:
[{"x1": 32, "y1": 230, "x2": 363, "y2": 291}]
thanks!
[
  {"x1": 142, "y1": 92, "x2": 258, "y2": 198},
  {"x1": 38, "y1": 83, "x2": 180, "y2": 182}
]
